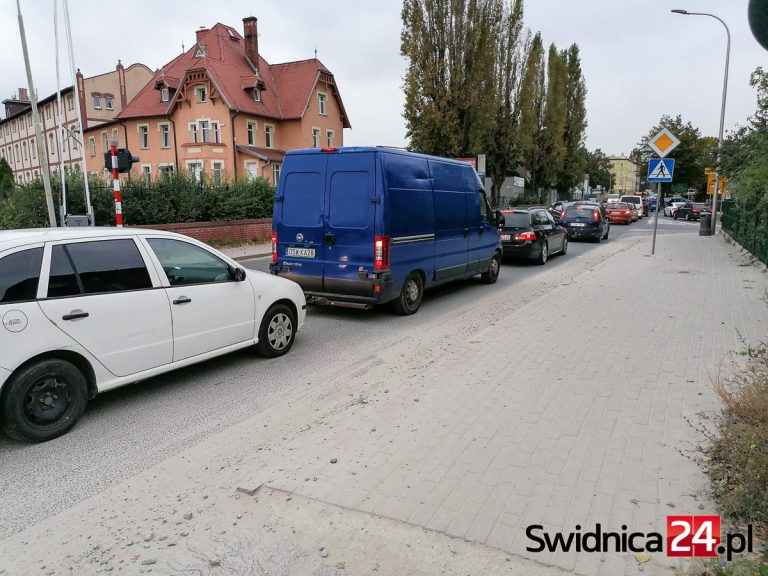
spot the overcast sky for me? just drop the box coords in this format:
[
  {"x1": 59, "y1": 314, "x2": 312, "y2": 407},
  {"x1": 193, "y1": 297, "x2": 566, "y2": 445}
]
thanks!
[{"x1": 1, "y1": 1, "x2": 764, "y2": 156}]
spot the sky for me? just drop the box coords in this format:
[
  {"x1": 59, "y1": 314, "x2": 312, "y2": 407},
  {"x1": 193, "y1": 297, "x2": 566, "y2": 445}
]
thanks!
[{"x1": 1, "y1": 0, "x2": 765, "y2": 157}]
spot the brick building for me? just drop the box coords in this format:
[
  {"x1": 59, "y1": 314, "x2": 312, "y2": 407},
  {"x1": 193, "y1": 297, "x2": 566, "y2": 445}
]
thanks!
[
  {"x1": 84, "y1": 18, "x2": 350, "y2": 185},
  {"x1": 0, "y1": 62, "x2": 153, "y2": 183}
]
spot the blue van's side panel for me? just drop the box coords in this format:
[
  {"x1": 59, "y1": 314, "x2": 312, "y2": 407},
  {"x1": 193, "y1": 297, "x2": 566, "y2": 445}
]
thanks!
[
  {"x1": 381, "y1": 152, "x2": 436, "y2": 292},
  {"x1": 429, "y1": 159, "x2": 470, "y2": 282}
]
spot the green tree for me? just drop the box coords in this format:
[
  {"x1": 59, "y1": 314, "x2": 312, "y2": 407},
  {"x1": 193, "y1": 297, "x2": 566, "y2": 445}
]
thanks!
[
  {"x1": 0, "y1": 158, "x2": 14, "y2": 198},
  {"x1": 585, "y1": 148, "x2": 612, "y2": 190},
  {"x1": 539, "y1": 43, "x2": 567, "y2": 196},
  {"x1": 557, "y1": 44, "x2": 588, "y2": 196},
  {"x1": 401, "y1": 0, "x2": 502, "y2": 157},
  {"x1": 518, "y1": 32, "x2": 546, "y2": 196},
  {"x1": 485, "y1": 0, "x2": 526, "y2": 206}
]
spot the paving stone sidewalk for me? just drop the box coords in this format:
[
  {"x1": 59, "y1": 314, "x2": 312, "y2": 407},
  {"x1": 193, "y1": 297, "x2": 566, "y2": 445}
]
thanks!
[{"x1": 239, "y1": 233, "x2": 768, "y2": 576}]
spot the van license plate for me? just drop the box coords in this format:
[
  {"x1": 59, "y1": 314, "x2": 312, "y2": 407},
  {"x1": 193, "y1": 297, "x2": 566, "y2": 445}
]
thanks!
[{"x1": 286, "y1": 247, "x2": 315, "y2": 258}]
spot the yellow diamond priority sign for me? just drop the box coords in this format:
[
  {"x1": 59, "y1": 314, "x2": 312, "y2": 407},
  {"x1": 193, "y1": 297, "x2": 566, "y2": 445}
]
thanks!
[{"x1": 647, "y1": 127, "x2": 681, "y2": 158}]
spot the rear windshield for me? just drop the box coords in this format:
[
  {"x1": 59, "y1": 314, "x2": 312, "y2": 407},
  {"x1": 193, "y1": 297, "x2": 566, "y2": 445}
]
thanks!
[
  {"x1": 608, "y1": 203, "x2": 629, "y2": 209},
  {"x1": 501, "y1": 212, "x2": 530, "y2": 227},
  {"x1": 620, "y1": 196, "x2": 641, "y2": 205},
  {"x1": 562, "y1": 206, "x2": 597, "y2": 219},
  {"x1": 693, "y1": 204, "x2": 707, "y2": 209}
]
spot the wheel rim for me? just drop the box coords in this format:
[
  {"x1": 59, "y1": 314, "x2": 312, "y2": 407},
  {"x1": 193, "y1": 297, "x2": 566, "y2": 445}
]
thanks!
[
  {"x1": 542, "y1": 244, "x2": 548, "y2": 262},
  {"x1": 404, "y1": 278, "x2": 420, "y2": 306},
  {"x1": 490, "y1": 255, "x2": 499, "y2": 276},
  {"x1": 563, "y1": 238, "x2": 568, "y2": 253},
  {"x1": 268, "y1": 313, "x2": 293, "y2": 351},
  {"x1": 23, "y1": 377, "x2": 72, "y2": 427}
]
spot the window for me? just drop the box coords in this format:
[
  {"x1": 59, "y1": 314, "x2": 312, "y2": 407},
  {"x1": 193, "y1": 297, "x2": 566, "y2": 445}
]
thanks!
[
  {"x1": 312, "y1": 127, "x2": 320, "y2": 148},
  {"x1": 247, "y1": 121, "x2": 256, "y2": 146},
  {"x1": 112, "y1": 128, "x2": 119, "y2": 147},
  {"x1": 71, "y1": 130, "x2": 78, "y2": 150},
  {"x1": 196, "y1": 86, "x2": 207, "y2": 103},
  {"x1": 93, "y1": 94, "x2": 102, "y2": 109},
  {"x1": 148, "y1": 239, "x2": 233, "y2": 286},
  {"x1": 101, "y1": 131, "x2": 109, "y2": 153},
  {"x1": 66, "y1": 94, "x2": 74, "y2": 110},
  {"x1": 159, "y1": 124, "x2": 170, "y2": 148},
  {"x1": 104, "y1": 95, "x2": 113, "y2": 110},
  {"x1": 318, "y1": 92, "x2": 327, "y2": 115},
  {"x1": 61, "y1": 129, "x2": 68, "y2": 153},
  {"x1": 212, "y1": 161, "x2": 223, "y2": 185},
  {"x1": 189, "y1": 123, "x2": 198, "y2": 143},
  {"x1": 0, "y1": 248, "x2": 43, "y2": 304},
  {"x1": 161, "y1": 87, "x2": 170, "y2": 102},
  {"x1": 265, "y1": 124, "x2": 274, "y2": 149},
  {"x1": 30, "y1": 138, "x2": 36, "y2": 159},
  {"x1": 326, "y1": 130, "x2": 335, "y2": 147},
  {"x1": 187, "y1": 161, "x2": 203, "y2": 182},
  {"x1": 138, "y1": 125, "x2": 149, "y2": 149},
  {"x1": 272, "y1": 162, "x2": 281, "y2": 184},
  {"x1": 200, "y1": 120, "x2": 210, "y2": 143},
  {"x1": 478, "y1": 191, "x2": 490, "y2": 223},
  {"x1": 141, "y1": 165, "x2": 151, "y2": 183},
  {"x1": 22, "y1": 142, "x2": 28, "y2": 161},
  {"x1": 254, "y1": 88, "x2": 261, "y2": 102},
  {"x1": 47, "y1": 240, "x2": 152, "y2": 298},
  {"x1": 159, "y1": 164, "x2": 174, "y2": 179},
  {"x1": 89, "y1": 137, "x2": 96, "y2": 157},
  {"x1": 48, "y1": 134, "x2": 55, "y2": 156}
]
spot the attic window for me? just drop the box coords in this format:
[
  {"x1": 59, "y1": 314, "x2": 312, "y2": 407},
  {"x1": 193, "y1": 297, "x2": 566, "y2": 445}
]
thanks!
[
  {"x1": 161, "y1": 87, "x2": 169, "y2": 102},
  {"x1": 254, "y1": 88, "x2": 261, "y2": 102},
  {"x1": 194, "y1": 44, "x2": 207, "y2": 58},
  {"x1": 228, "y1": 28, "x2": 238, "y2": 41}
]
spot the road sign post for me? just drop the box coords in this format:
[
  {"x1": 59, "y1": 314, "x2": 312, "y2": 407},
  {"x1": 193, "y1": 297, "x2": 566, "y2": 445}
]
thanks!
[{"x1": 647, "y1": 129, "x2": 680, "y2": 255}]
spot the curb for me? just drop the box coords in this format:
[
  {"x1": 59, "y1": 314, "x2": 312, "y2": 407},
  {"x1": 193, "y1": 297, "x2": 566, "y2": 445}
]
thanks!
[{"x1": 232, "y1": 251, "x2": 272, "y2": 262}]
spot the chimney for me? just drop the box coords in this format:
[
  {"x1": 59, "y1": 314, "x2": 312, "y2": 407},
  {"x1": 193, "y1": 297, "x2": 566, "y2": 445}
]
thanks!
[
  {"x1": 243, "y1": 17, "x2": 259, "y2": 70},
  {"x1": 196, "y1": 26, "x2": 208, "y2": 43},
  {"x1": 17, "y1": 88, "x2": 29, "y2": 102}
]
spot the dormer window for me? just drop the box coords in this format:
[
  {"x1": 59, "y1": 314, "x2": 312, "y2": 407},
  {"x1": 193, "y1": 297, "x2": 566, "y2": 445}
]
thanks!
[
  {"x1": 194, "y1": 44, "x2": 207, "y2": 58},
  {"x1": 161, "y1": 87, "x2": 170, "y2": 102},
  {"x1": 254, "y1": 88, "x2": 261, "y2": 102},
  {"x1": 228, "y1": 28, "x2": 238, "y2": 41}
]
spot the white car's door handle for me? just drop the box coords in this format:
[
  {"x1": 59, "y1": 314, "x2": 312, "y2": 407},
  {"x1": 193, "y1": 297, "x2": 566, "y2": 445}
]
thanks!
[
  {"x1": 62, "y1": 310, "x2": 89, "y2": 321},
  {"x1": 173, "y1": 296, "x2": 192, "y2": 305}
]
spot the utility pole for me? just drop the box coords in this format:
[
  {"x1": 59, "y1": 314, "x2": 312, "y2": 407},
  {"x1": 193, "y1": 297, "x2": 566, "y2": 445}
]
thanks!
[{"x1": 17, "y1": 0, "x2": 57, "y2": 227}]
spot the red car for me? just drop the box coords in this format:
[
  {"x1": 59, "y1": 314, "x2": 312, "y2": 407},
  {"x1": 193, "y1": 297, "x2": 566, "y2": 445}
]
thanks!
[{"x1": 605, "y1": 202, "x2": 634, "y2": 225}]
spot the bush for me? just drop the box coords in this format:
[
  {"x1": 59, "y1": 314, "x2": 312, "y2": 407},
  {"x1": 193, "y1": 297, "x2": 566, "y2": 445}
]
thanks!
[{"x1": 0, "y1": 170, "x2": 275, "y2": 229}]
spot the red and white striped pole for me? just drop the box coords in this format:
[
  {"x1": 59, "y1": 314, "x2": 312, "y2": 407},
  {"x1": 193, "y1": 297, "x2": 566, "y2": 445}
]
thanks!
[{"x1": 110, "y1": 142, "x2": 123, "y2": 227}]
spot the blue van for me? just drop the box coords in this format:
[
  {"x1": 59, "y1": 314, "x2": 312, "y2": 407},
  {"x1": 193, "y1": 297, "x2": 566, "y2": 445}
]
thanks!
[{"x1": 270, "y1": 147, "x2": 502, "y2": 315}]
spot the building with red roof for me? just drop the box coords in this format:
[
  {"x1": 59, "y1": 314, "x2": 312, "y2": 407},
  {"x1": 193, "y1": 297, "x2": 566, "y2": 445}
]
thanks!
[{"x1": 83, "y1": 17, "x2": 350, "y2": 185}]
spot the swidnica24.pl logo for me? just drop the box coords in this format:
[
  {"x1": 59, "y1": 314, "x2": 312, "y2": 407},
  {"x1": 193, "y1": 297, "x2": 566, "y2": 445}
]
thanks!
[{"x1": 526, "y1": 516, "x2": 754, "y2": 561}]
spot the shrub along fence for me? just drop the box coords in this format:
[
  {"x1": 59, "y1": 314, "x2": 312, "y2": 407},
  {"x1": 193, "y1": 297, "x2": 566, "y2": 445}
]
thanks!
[
  {"x1": 0, "y1": 171, "x2": 275, "y2": 230},
  {"x1": 721, "y1": 199, "x2": 768, "y2": 265}
]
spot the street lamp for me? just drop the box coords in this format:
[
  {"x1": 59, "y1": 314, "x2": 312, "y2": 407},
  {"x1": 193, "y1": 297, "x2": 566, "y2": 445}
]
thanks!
[{"x1": 671, "y1": 9, "x2": 731, "y2": 233}]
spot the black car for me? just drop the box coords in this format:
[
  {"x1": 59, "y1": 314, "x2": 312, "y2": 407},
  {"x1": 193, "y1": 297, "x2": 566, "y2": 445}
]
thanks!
[
  {"x1": 674, "y1": 202, "x2": 710, "y2": 221},
  {"x1": 557, "y1": 202, "x2": 610, "y2": 242},
  {"x1": 499, "y1": 208, "x2": 568, "y2": 265}
]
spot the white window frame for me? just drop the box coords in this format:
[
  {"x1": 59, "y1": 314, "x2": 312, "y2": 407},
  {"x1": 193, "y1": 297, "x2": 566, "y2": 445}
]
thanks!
[
  {"x1": 200, "y1": 120, "x2": 210, "y2": 143},
  {"x1": 196, "y1": 86, "x2": 207, "y2": 103},
  {"x1": 104, "y1": 95, "x2": 114, "y2": 111},
  {"x1": 189, "y1": 122, "x2": 198, "y2": 143},
  {"x1": 93, "y1": 94, "x2": 102, "y2": 109},
  {"x1": 101, "y1": 131, "x2": 109, "y2": 153},
  {"x1": 311, "y1": 127, "x2": 321, "y2": 148},
  {"x1": 264, "y1": 124, "x2": 274, "y2": 149},
  {"x1": 212, "y1": 121, "x2": 220, "y2": 144},
  {"x1": 272, "y1": 162, "x2": 281, "y2": 184},
  {"x1": 186, "y1": 160, "x2": 203, "y2": 182},
  {"x1": 138, "y1": 124, "x2": 149, "y2": 149},
  {"x1": 159, "y1": 123, "x2": 170, "y2": 148},
  {"x1": 244, "y1": 161, "x2": 258, "y2": 180},
  {"x1": 141, "y1": 164, "x2": 152, "y2": 183},
  {"x1": 254, "y1": 88, "x2": 261, "y2": 102},
  {"x1": 317, "y1": 92, "x2": 327, "y2": 115},
  {"x1": 211, "y1": 160, "x2": 224, "y2": 185},
  {"x1": 158, "y1": 163, "x2": 175, "y2": 179},
  {"x1": 246, "y1": 121, "x2": 256, "y2": 146},
  {"x1": 112, "y1": 128, "x2": 119, "y2": 147},
  {"x1": 161, "y1": 87, "x2": 170, "y2": 102},
  {"x1": 326, "y1": 130, "x2": 335, "y2": 147},
  {"x1": 88, "y1": 137, "x2": 96, "y2": 157}
]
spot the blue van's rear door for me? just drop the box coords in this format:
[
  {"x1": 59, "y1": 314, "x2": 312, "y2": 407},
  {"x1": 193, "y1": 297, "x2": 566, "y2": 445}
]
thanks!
[
  {"x1": 323, "y1": 152, "x2": 376, "y2": 297},
  {"x1": 274, "y1": 153, "x2": 327, "y2": 292}
]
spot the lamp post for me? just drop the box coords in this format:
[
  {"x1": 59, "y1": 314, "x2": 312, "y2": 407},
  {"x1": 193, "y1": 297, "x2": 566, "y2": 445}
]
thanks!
[{"x1": 671, "y1": 9, "x2": 731, "y2": 233}]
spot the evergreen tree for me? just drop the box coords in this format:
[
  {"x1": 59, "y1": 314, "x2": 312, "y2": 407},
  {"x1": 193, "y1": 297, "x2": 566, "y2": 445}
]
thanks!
[
  {"x1": 518, "y1": 32, "x2": 546, "y2": 197},
  {"x1": 558, "y1": 44, "x2": 588, "y2": 196},
  {"x1": 0, "y1": 158, "x2": 14, "y2": 199},
  {"x1": 539, "y1": 44, "x2": 567, "y2": 198}
]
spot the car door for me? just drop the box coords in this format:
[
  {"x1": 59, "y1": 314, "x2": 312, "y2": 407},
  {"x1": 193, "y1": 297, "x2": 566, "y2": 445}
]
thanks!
[
  {"x1": 143, "y1": 237, "x2": 256, "y2": 362},
  {"x1": 533, "y1": 210, "x2": 552, "y2": 247},
  {"x1": 544, "y1": 210, "x2": 565, "y2": 251},
  {"x1": 37, "y1": 238, "x2": 173, "y2": 377}
]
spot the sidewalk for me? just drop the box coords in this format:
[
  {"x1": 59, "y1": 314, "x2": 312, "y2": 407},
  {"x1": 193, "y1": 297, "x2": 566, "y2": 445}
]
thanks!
[{"x1": 2, "y1": 232, "x2": 766, "y2": 575}]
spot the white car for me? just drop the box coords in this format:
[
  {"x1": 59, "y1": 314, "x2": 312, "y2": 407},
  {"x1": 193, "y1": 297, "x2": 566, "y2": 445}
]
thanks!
[
  {"x1": 605, "y1": 194, "x2": 621, "y2": 204},
  {"x1": 0, "y1": 228, "x2": 306, "y2": 442},
  {"x1": 664, "y1": 201, "x2": 687, "y2": 217}
]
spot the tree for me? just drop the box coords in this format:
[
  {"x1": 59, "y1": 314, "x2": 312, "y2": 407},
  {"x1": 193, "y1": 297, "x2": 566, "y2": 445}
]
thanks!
[
  {"x1": 0, "y1": 158, "x2": 14, "y2": 198},
  {"x1": 539, "y1": 44, "x2": 567, "y2": 196},
  {"x1": 585, "y1": 148, "x2": 612, "y2": 190},
  {"x1": 401, "y1": 0, "x2": 502, "y2": 157},
  {"x1": 557, "y1": 44, "x2": 588, "y2": 196},
  {"x1": 484, "y1": 0, "x2": 526, "y2": 206},
  {"x1": 517, "y1": 32, "x2": 546, "y2": 196}
]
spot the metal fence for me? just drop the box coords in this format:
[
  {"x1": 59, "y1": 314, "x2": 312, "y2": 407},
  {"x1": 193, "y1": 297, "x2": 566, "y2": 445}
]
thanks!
[{"x1": 721, "y1": 199, "x2": 768, "y2": 265}]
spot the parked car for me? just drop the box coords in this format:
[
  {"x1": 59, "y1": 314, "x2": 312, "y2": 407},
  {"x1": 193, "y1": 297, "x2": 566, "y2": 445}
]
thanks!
[
  {"x1": 619, "y1": 195, "x2": 644, "y2": 219},
  {"x1": 605, "y1": 202, "x2": 634, "y2": 225},
  {"x1": 270, "y1": 147, "x2": 502, "y2": 316},
  {"x1": 605, "y1": 194, "x2": 621, "y2": 204},
  {"x1": 664, "y1": 201, "x2": 688, "y2": 217},
  {"x1": 549, "y1": 201, "x2": 567, "y2": 220},
  {"x1": 644, "y1": 196, "x2": 658, "y2": 214},
  {"x1": 499, "y1": 208, "x2": 567, "y2": 264},
  {"x1": 665, "y1": 195, "x2": 687, "y2": 206},
  {"x1": 0, "y1": 228, "x2": 307, "y2": 442},
  {"x1": 674, "y1": 202, "x2": 710, "y2": 221},
  {"x1": 627, "y1": 204, "x2": 640, "y2": 222},
  {"x1": 558, "y1": 202, "x2": 611, "y2": 242}
]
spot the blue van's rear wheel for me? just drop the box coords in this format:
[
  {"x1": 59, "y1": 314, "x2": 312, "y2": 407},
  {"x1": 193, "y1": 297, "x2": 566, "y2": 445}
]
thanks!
[
  {"x1": 392, "y1": 273, "x2": 423, "y2": 316},
  {"x1": 481, "y1": 252, "x2": 501, "y2": 284}
]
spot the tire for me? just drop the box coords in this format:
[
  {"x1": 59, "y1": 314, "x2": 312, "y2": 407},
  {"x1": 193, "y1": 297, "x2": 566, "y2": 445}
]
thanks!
[
  {"x1": 256, "y1": 303, "x2": 297, "y2": 358},
  {"x1": 0, "y1": 359, "x2": 87, "y2": 442},
  {"x1": 673, "y1": 212, "x2": 679, "y2": 220},
  {"x1": 602, "y1": 226, "x2": 609, "y2": 240},
  {"x1": 560, "y1": 237, "x2": 568, "y2": 255},
  {"x1": 537, "y1": 241, "x2": 548, "y2": 265},
  {"x1": 594, "y1": 233, "x2": 602, "y2": 244},
  {"x1": 392, "y1": 272, "x2": 424, "y2": 315},
  {"x1": 481, "y1": 252, "x2": 501, "y2": 284}
]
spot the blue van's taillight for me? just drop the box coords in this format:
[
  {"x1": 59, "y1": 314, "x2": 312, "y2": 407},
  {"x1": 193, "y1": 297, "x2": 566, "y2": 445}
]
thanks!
[
  {"x1": 272, "y1": 231, "x2": 278, "y2": 264},
  {"x1": 374, "y1": 236, "x2": 390, "y2": 271}
]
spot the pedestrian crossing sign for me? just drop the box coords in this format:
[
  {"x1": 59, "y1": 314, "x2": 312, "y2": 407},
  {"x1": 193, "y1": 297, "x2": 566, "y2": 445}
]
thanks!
[{"x1": 648, "y1": 158, "x2": 675, "y2": 183}]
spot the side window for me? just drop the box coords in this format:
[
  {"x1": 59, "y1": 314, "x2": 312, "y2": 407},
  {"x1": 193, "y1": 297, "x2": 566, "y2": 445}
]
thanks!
[
  {"x1": 478, "y1": 191, "x2": 490, "y2": 223},
  {"x1": 0, "y1": 248, "x2": 43, "y2": 303},
  {"x1": 147, "y1": 239, "x2": 232, "y2": 286},
  {"x1": 47, "y1": 240, "x2": 152, "y2": 297}
]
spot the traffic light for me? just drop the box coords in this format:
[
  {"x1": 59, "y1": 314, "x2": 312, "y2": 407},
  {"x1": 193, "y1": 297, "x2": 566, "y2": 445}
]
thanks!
[
  {"x1": 749, "y1": 0, "x2": 768, "y2": 51},
  {"x1": 103, "y1": 149, "x2": 139, "y2": 173}
]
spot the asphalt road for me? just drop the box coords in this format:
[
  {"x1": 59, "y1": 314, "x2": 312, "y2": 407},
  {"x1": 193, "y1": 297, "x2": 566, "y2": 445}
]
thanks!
[{"x1": 0, "y1": 214, "x2": 700, "y2": 538}]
